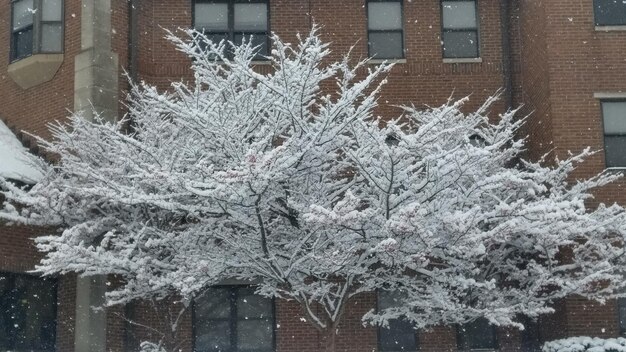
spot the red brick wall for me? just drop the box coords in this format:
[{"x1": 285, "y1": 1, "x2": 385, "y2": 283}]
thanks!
[
  {"x1": 275, "y1": 294, "x2": 379, "y2": 352},
  {"x1": 512, "y1": 0, "x2": 625, "y2": 342},
  {"x1": 112, "y1": 0, "x2": 131, "y2": 118},
  {"x1": 0, "y1": 0, "x2": 82, "y2": 143},
  {"x1": 57, "y1": 275, "x2": 77, "y2": 352},
  {"x1": 136, "y1": 0, "x2": 507, "y2": 114},
  {"x1": 564, "y1": 297, "x2": 618, "y2": 338},
  {"x1": 512, "y1": 0, "x2": 554, "y2": 161},
  {"x1": 541, "y1": 0, "x2": 626, "y2": 206}
]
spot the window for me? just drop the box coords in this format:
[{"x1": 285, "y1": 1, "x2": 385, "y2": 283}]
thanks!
[
  {"x1": 519, "y1": 317, "x2": 540, "y2": 352},
  {"x1": 594, "y1": 0, "x2": 626, "y2": 26},
  {"x1": 378, "y1": 291, "x2": 418, "y2": 352},
  {"x1": 11, "y1": 0, "x2": 64, "y2": 62},
  {"x1": 0, "y1": 272, "x2": 57, "y2": 352},
  {"x1": 441, "y1": 0, "x2": 479, "y2": 59},
  {"x1": 193, "y1": 0, "x2": 269, "y2": 59},
  {"x1": 194, "y1": 286, "x2": 275, "y2": 352},
  {"x1": 603, "y1": 101, "x2": 626, "y2": 168},
  {"x1": 367, "y1": 0, "x2": 404, "y2": 59},
  {"x1": 457, "y1": 318, "x2": 497, "y2": 351},
  {"x1": 619, "y1": 298, "x2": 626, "y2": 335}
]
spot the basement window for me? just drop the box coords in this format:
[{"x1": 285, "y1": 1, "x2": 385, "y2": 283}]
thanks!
[
  {"x1": 594, "y1": 0, "x2": 626, "y2": 26},
  {"x1": 378, "y1": 291, "x2": 418, "y2": 352},
  {"x1": 619, "y1": 298, "x2": 626, "y2": 335},
  {"x1": 11, "y1": 0, "x2": 64, "y2": 62},
  {"x1": 457, "y1": 318, "x2": 497, "y2": 351},
  {"x1": 193, "y1": 0, "x2": 269, "y2": 59},
  {"x1": 367, "y1": 0, "x2": 405, "y2": 59},
  {"x1": 0, "y1": 272, "x2": 57, "y2": 352},
  {"x1": 441, "y1": 0, "x2": 480, "y2": 59},
  {"x1": 194, "y1": 286, "x2": 275, "y2": 352},
  {"x1": 601, "y1": 101, "x2": 626, "y2": 168}
]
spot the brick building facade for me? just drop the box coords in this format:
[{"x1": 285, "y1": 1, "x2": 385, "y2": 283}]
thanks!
[{"x1": 0, "y1": 0, "x2": 625, "y2": 351}]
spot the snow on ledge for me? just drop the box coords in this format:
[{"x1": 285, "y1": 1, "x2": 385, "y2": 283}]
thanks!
[
  {"x1": 0, "y1": 120, "x2": 44, "y2": 184},
  {"x1": 543, "y1": 337, "x2": 626, "y2": 352}
]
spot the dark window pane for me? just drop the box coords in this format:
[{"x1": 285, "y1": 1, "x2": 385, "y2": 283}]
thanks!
[
  {"x1": 379, "y1": 291, "x2": 406, "y2": 310},
  {"x1": 237, "y1": 320, "x2": 273, "y2": 350},
  {"x1": 13, "y1": 27, "x2": 34, "y2": 60},
  {"x1": 520, "y1": 318, "x2": 541, "y2": 352},
  {"x1": 12, "y1": 0, "x2": 34, "y2": 31},
  {"x1": 42, "y1": 0, "x2": 63, "y2": 22},
  {"x1": 442, "y1": 1, "x2": 478, "y2": 29},
  {"x1": 442, "y1": 31, "x2": 479, "y2": 58},
  {"x1": 237, "y1": 289, "x2": 273, "y2": 319},
  {"x1": 234, "y1": 3, "x2": 268, "y2": 31},
  {"x1": 458, "y1": 318, "x2": 496, "y2": 350},
  {"x1": 0, "y1": 273, "x2": 57, "y2": 352},
  {"x1": 620, "y1": 298, "x2": 626, "y2": 334},
  {"x1": 378, "y1": 291, "x2": 417, "y2": 352},
  {"x1": 194, "y1": 286, "x2": 274, "y2": 352},
  {"x1": 368, "y1": 2, "x2": 402, "y2": 30},
  {"x1": 195, "y1": 320, "x2": 231, "y2": 351},
  {"x1": 41, "y1": 23, "x2": 63, "y2": 53},
  {"x1": 234, "y1": 33, "x2": 269, "y2": 57},
  {"x1": 380, "y1": 320, "x2": 417, "y2": 351},
  {"x1": 195, "y1": 288, "x2": 231, "y2": 319},
  {"x1": 604, "y1": 136, "x2": 626, "y2": 168},
  {"x1": 205, "y1": 33, "x2": 229, "y2": 46},
  {"x1": 369, "y1": 32, "x2": 403, "y2": 59},
  {"x1": 196, "y1": 33, "x2": 229, "y2": 58},
  {"x1": 594, "y1": 0, "x2": 626, "y2": 26},
  {"x1": 602, "y1": 101, "x2": 626, "y2": 134},
  {"x1": 195, "y1": 3, "x2": 229, "y2": 31}
]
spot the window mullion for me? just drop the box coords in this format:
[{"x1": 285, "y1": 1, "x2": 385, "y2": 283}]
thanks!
[
  {"x1": 33, "y1": 0, "x2": 42, "y2": 55},
  {"x1": 229, "y1": 0, "x2": 235, "y2": 42},
  {"x1": 231, "y1": 288, "x2": 238, "y2": 352}
]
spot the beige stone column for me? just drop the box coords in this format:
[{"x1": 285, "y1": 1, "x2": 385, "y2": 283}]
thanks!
[
  {"x1": 74, "y1": 0, "x2": 119, "y2": 122},
  {"x1": 74, "y1": 276, "x2": 108, "y2": 352},
  {"x1": 73, "y1": 1, "x2": 118, "y2": 351}
]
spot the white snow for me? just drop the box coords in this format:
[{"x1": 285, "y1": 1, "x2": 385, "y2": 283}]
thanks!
[
  {"x1": 544, "y1": 337, "x2": 626, "y2": 352},
  {"x1": 0, "y1": 120, "x2": 44, "y2": 183}
]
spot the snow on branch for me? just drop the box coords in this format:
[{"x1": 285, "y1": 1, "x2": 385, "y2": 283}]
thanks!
[{"x1": 2, "y1": 26, "x2": 626, "y2": 343}]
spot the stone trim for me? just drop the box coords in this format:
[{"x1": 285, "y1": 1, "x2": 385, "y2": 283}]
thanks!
[
  {"x1": 7, "y1": 54, "x2": 64, "y2": 90},
  {"x1": 594, "y1": 92, "x2": 626, "y2": 99}
]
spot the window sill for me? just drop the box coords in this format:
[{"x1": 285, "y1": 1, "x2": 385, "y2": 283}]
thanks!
[
  {"x1": 605, "y1": 167, "x2": 626, "y2": 172},
  {"x1": 7, "y1": 53, "x2": 64, "y2": 90},
  {"x1": 594, "y1": 92, "x2": 626, "y2": 99},
  {"x1": 250, "y1": 60, "x2": 272, "y2": 66},
  {"x1": 368, "y1": 58, "x2": 407, "y2": 65},
  {"x1": 595, "y1": 25, "x2": 626, "y2": 31},
  {"x1": 443, "y1": 57, "x2": 483, "y2": 64}
]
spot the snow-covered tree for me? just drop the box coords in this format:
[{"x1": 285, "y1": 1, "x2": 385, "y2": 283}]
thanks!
[{"x1": 2, "y1": 28, "x2": 626, "y2": 351}]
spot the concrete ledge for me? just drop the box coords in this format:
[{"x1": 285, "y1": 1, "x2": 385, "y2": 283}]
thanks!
[
  {"x1": 594, "y1": 92, "x2": 626, "y2": 99},
  {"x1": 368, "y1": 58, "x2": 407, "y2": 64},
  {"x1": 7, "y1": 54, "x2": 64, "y2": 90},
  {"x1": 443, "y1": 57, "x2": 483, "y2": 64},
  {"x1": 250, "y1": 60, "x2": 272, "y2": 65},
  {"x1": 595, "y1": 25, "x2": 626, "y2": 32}
]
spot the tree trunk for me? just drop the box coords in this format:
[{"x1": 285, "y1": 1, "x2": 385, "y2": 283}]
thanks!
[{"x1": 323, "y1": 326, "x2": 338, "y2": 352}]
